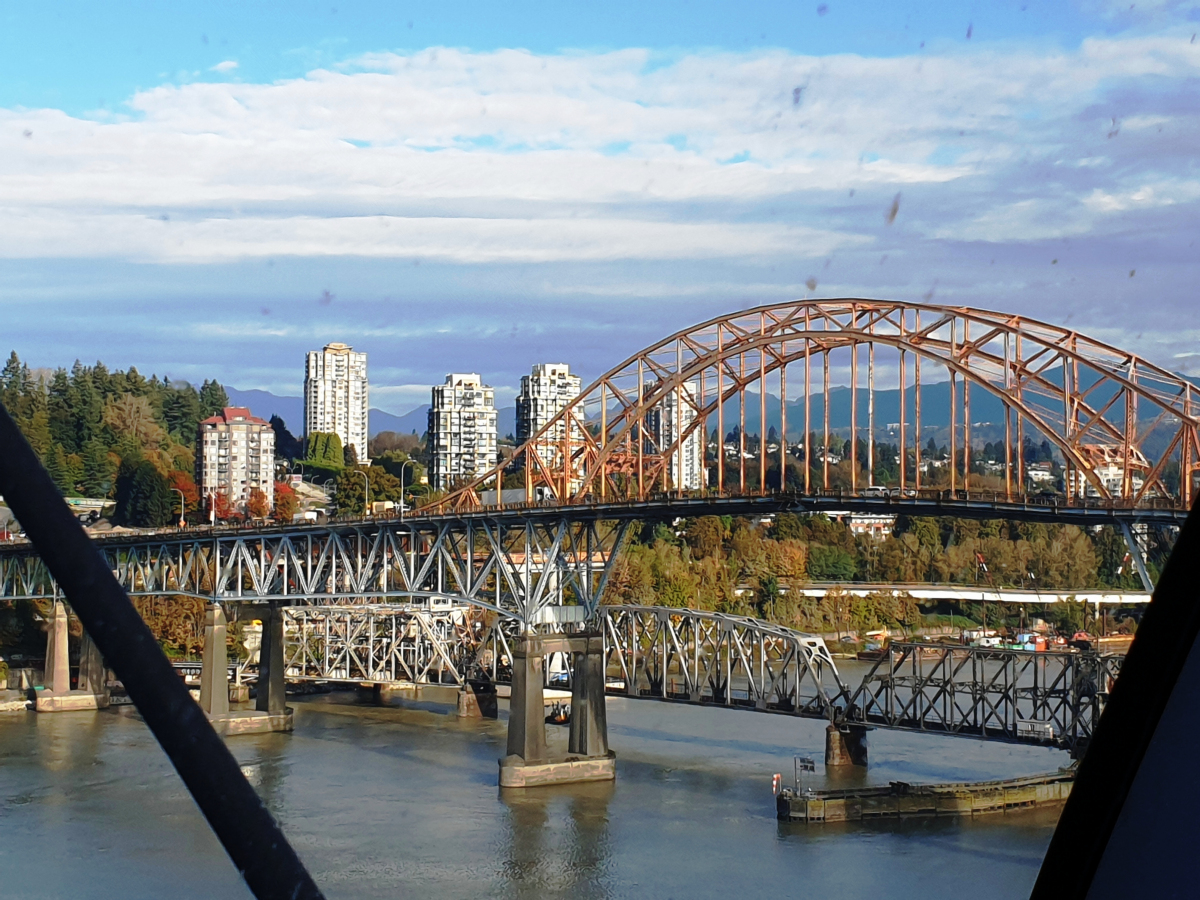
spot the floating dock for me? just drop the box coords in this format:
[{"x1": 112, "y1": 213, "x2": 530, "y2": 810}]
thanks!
[{"x1": 777, "y1": 769, "x2": 1075, "y2": 822}]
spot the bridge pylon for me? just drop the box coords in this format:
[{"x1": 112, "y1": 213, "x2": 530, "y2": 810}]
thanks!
[
  {"x1": 205, "y1": 602, "x2": 293, "y2": 736},
  {"x1": 35, "y1": 600, "x2": 109, "y2": 712},
  {"x1": 499, "y1": 632, "x2": 616, "y2": 788}
]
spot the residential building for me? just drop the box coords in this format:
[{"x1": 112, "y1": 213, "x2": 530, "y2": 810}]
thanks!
[
  {"x1": 428, "y1": 373, "x2": 498, "y2": 491},
  {"x1": 197, "y1": 407, "x2": 276, "y2": 512},
  {"x1": 516, "y1": 363, "x2": 584, "y2": 478},
  {"x1": 1068, "y1": 445, "x2": 1148, "y2": 499},
  {"x1": 645, "y1": 381, "x2": 705, "y2": 491},
  {"x1": 304, "y1": 342, "x2": 368, "y2": 462}
]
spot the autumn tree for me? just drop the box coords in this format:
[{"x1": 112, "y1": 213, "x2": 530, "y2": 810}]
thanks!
[
  {"x1": 246, "y1": 488, "x2": 271, "y2": 520},
  {"x1": 273, "y1": 481, "x2": 299, "y2": 523}
]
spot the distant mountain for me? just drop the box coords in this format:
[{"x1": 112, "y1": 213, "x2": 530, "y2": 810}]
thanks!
[
  {"x1": 223, "y1": 386, "x2": 515, "y2": 440},
  {"x1": 223, "y1": 388, "x2": 303, "y2": 429}
]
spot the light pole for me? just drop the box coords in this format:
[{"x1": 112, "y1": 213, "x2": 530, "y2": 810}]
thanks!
[
  {"x1": 172, "y1": 488, "x2": 186, "y2": 528},
  {"x1": 357, "y1": 468, "x2": 370, "y2": 517},
  {"x1": 399, "y1": 459, "x2": 415, "y2": 520}
]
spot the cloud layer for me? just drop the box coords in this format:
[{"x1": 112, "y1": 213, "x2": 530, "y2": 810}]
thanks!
[{"x1": 2, "y1": 31, "x2": 1199, "y2": 403}]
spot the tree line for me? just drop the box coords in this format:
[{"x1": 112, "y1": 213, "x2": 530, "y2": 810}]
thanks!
[
  {"x1": 0, "y1": 351, "x2": 298, "y2": 527},
  {"x1": 603, "y1": 512, "x2": 1154, "y2": 636}
]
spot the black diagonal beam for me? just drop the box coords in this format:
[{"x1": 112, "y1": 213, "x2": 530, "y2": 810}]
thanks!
[
  {"x1": 0, "y1": 403, "x2": 324, "y2": 900},
  {"x1": 1031, "y1": 497, "x2": 1200, "y2": 898}
]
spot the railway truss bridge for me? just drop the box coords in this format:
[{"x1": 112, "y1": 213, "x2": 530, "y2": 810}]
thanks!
[{"x1": 278, "y1": 602, "x2": 1120, "y2": 757}]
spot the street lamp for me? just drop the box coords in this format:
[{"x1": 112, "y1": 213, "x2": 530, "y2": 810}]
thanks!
[
  {"x1": 172, "y1": 488, "x2": 186, "y2": 528},
  {"x1": 357, "y1": 468, "x2": 370, "y2": 517},
  {"x1": 398, "y1": 459, "x2": 415, "y2": 520}
]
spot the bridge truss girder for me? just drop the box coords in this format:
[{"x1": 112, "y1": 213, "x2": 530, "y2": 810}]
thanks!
[
  {"x1": 845, "y1": 642, "x2": 1123, "y2": 752},
  {"x1": 0, "y1": 516, "x2": 629, "y2": 628},
  {"x1": 597, "y1": 604, "x2": 849, "y2": 719}
]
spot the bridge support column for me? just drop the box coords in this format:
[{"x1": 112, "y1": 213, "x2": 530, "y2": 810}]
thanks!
[
  {"x1": 36, "y1": 600, "x2": 108, "y2": 712},
  {"x1": 457, "y1": 679, "x2": 498, "y2": 718},
  {"x1": 211, "y1": 603, "x2": 293, "y2": 737},
  {"x1": 499, "y1": 632, "x2": 615, "y2": 789},
  {"x1": 825, "y1": 724, "x2": 869, "y2": 767},
  {"x1": 77, "y1": 629, "x2": 107, "y2": 699},
  {"x1": 505, "y1": 635, "x2": 548, "y2": 763},
  {"x1": 568, "y1": 633, "x2": 609, "y2": 758},
  {"x1": 199, "y1": 604, "x2": 230, "y2": 717}
]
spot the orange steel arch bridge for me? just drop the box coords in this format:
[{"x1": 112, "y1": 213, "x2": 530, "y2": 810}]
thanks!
[
  {"x1": 0, "y1": 298, "x2": 1194, "y2": 631},
  {"x1": 429, "y1": 298, "x2": 1198, "y2": 517}
]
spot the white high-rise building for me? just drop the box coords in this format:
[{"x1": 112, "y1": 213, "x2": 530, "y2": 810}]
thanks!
[
  {"x1": 429, "y1": 373, "x2": 498, "y2": 491},
  {"x1": 197, "y1": 407, "x2": 276, "y2": 511},
  {"x1": 516, "y1": 363, "x2": 583, "y2": 469},
  {"x1": 646, "y1": 382, "x2": 705, "y2": 491},
  {"x1": 304, "y1": 342, "x2": 368, "y2": 462}
]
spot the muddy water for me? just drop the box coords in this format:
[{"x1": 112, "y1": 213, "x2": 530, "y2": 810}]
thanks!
[{"x1": 0, "y1": 687, "x2": 1066, "y2": 899}]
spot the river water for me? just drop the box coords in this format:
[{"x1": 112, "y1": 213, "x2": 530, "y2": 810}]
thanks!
[{"x1": 1, "y1": 679, "x2": 1066, "y2": 900}]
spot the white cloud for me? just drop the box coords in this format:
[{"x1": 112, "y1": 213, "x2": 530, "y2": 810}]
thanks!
[
  {"x1": 210, "y1": 60, "x2": 238, "y2": 73},
  {"x1": 0, "y1": 35, "x2": 1198, "y2": 265}
]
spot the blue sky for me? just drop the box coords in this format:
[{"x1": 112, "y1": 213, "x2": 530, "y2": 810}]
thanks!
[{"x1": 2, "y1": 1, "x2": 1199, "y2": 416}]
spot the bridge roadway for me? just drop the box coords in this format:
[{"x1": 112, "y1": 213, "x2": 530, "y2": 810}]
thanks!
[{"x1": 0, "y1": 489, "x2": 1175, "y2": 629}]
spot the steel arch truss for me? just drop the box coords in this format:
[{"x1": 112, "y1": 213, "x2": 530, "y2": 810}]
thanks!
[
  {"x1": 597, "y1": 605, "x2": 850, "y2": 718},
  {"x1": 432, "y1": 299, "x2": 1200, "y2": 512},
  {"x1": 845, "y1": 642, "x2": 1124, "y2": 752},
  {"x1": 0, "y1": 517, "x2": 629, "y2": 627}
]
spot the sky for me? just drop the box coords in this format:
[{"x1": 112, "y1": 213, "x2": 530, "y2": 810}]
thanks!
[{"x1": 2, "y1": 1, "x2": 1198, "y2": 416}]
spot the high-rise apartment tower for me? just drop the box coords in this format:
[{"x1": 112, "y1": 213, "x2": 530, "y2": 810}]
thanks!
[
  {"x1": 428, "y1": 373, "x2": 498, "y2": 491},
  {"x1": 645, "y1": 382, "x2": 705, "y2": 491},
  {"x1": 516, "y1": 363, "x2": 583, "y2": 469},
  {"x1": 304, "y1": 342, "x2": 368, "y2": 462},
  {"x1": 197, "y1": 407, "x2": 276, "y2": 512}
]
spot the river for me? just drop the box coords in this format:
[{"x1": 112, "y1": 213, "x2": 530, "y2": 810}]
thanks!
[{"x1": 1, "y1": 681, "x2": 1067, "y2": 899}]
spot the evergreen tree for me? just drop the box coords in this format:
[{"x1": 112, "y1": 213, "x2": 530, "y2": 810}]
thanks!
[
  {"x1": 81, "y1": 439, "x2": 115, "y2": 497},
  {"x1": 115, "y1": 460, "x2": 172, "y2": 527},
  {"x1": 198, "y1": 380, "x2": 229, "y2": 419},
  {"x1": 47, "y1": 368, "x2": 78, "y2": 453},
  {"x1": 161, "y1": 382, "x2": 203, "y2": 445},
  {"x1": 269, "y1": 415, "x2": 303, "y2": 461},
  {"x1": 45, "y1": 445, "x2": 76, "y2": 494}
]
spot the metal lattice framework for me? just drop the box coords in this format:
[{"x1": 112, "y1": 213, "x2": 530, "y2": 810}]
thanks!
[
  {"x1": 0, "y1": 518, "x2": 629, "y2": 627},
  {"x1": 596, "y1": 604, "x2": 849, "y2": 718},
  {"x1": 845, "y1": 642, "x2": 1125, "y2": 752},
  {"x1": 431, "y1": 299, "x2": 1199, "y2": 512},
  {"x1": 282, "y1": 604, "x2": 485, "y2": 684}
]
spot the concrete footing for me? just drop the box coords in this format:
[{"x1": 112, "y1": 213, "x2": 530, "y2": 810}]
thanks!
[
  {"x1": 36, "y1": 691, "x2": 109, "y2": 712},
  {"x1": 208, "y1": 708, "x2": 295, "y2": 736},
  {"x1": 499, "y1": 752, "x2": 617, "y2": 788},
  {"x1": 825, "y1": 723, "x2": 870, "y2": 767}
]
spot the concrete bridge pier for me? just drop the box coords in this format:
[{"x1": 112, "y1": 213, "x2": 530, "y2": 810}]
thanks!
[
  {"x1": 568, "y1": 633, "x2": 609, "y2": 758},
  {"x1": 208, "y1": 603, "x2": 292, "y2": 736},
  {"x1": 77, "y1": 628, "x2": 107, "y2": 698},
  {"x1": 36, "y1": 600, "x2": 108, "y2": 712},
  {"x1": 825, "y1": 723, "x2": 869, "y2": 767},
  {"x1": 499, "y1": 632, "x2": 615, "y2": 788}
]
